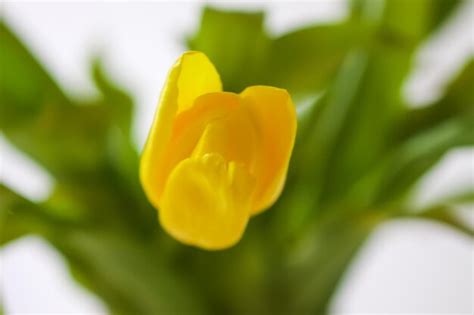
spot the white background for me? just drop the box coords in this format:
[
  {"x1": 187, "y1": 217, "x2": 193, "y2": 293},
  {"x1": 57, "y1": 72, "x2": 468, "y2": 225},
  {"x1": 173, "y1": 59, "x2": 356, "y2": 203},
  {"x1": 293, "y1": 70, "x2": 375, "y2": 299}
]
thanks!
[{"x1": 0, "y1": 1, "x2": 473, "y2": 314}]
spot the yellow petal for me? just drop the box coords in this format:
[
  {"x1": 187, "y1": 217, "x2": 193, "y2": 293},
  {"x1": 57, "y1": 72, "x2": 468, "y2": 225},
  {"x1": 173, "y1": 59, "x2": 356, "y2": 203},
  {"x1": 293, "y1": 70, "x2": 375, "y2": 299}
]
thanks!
[
  {"x1": 156, "y1": 92, "x2": 242, "y2": 203},
  {"x1": 159, "y1": 153, "x2": 255, "y2": 250},
  {"x1": 240, "y1": 86, "x2": 297, "y2": 214},
  {"x1": 192, "y1": 98, "x2": 259, "y2": 174},
  {"x1": 140, "y1": 52, "x2": 222, "y2": 209}
]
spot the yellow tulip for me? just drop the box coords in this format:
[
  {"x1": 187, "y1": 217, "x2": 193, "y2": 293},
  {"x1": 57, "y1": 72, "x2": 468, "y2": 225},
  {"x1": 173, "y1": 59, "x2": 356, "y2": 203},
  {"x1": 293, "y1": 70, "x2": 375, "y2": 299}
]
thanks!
[{"x1": 140, "y1": 51, "x2": 297, "y2": 250}]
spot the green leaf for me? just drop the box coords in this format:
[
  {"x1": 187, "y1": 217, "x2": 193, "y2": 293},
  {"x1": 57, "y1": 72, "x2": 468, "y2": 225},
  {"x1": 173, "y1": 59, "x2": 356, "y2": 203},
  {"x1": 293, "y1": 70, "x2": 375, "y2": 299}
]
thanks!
[
  {"x1": 0, "y1": 21, "x2": 155, "y2": 238},
  {"x1": 319, "y1": 44, "x2": 413, "y2": 206},
  {"x1": 91, "y1": 58, "x2": 140, "y2": 187},
  {"x1": 383, "y1": 0, "x2": 462, "y2": 41},
  {"x1": 268, "y1": 52, "x2": 371, "y2": 240},
  {"x1": 280, "y1": 209, "x2": 380, "y2": 314},
  {"x1": 264, "y1": 21, "x2": 369, "y2": 101},
  {"x1": 375, "y1": 115, "x2": 473, "y2": 204},
  {"x1": 368, "y1": 58, "x2": 474, "y2": 204},
  {"x1": 0, "y1": 184, "x2": 56, "y2": 245},
  {"x1": 52, "y1": 229, "x2": 208, "y2": 315},
  {"x1": 398, "y1": 204, "x2": 473, "y2": 238},
  {"x1": 294, "y1": 52, "x2": 370, "y2": 203},
  {"x1": 0, "y1": 22, "x2": 111, "y2": 177},
  {"x1": 0, "y1": 21, "x2": 69, "y2": 124},
  {"x1": 188, "y1": 7, "x2": 269, "y2": 93},
  {"x1": 189, "y1": 7, "x2": 370, "y2": 100},
  {"x1": 439, "y1": 189, "x2": 474, "y2": 205},
  {"x1": 351, "y1": 0, "x2": 463, "y2": 42},
  {"x1": 400, "y1": 58, "x2": 474, "y2": 140},
  {"x1": 91, "y1": 58, "x2": 134, "y2": 135}
]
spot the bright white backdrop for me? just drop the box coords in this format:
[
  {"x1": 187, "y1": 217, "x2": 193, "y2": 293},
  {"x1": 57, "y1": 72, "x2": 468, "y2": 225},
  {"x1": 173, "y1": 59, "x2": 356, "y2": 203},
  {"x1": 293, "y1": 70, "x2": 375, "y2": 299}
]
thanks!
[{"x1": 0, "y1": 1, "x2": 473, "y2": 314}]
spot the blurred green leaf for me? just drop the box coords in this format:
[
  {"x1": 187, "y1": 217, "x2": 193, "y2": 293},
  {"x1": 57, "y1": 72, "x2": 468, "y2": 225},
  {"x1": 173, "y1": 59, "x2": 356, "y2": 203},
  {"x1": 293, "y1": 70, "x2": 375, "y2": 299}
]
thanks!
[
  {"x1": 382, "y1": 0, "x2": 462, "y2": 41},
  {"x1": 0, "y1": 21, "x2": 157, "y2": 243},
  {"x1": 0, "y1": 22, "x2": 110, "y2": 177},
  {"x1": 0, "y1": 184, "x2": 58, "y2": 245},
  {"x1": 375, "y1": 115, "x2": 473, "y2": 204},
  {"x1": 268, "y1": 52, "x2": 370, "y2": 243},
  {"x1": 52, "y1": 229, "x2": 207, "y2": 315},
  {"x1": 189, "y1": 7, "x2": 370, "y2": 100},
  {"x1": 437, "y1": 189, "x2": 474, "y2": 205},
  {"x1": 371, "y1": 57, "x2": 474, "y2": 204},
  {"x1": 264, "y1": 21, "x2": 369, "y2": 101},
  {"x1": 282, "y1": 210, "x2": 377, "y2": 314},
  {"x1": 398, "y1": 204, "x2": 473, "y2": 238},
  {"x1": 400, "y1": 58, "x2": 474, "y2": 140},
  {"x1": 351, "y1": 0, "x2": 463, "y2": 42},
  {"x1": 92, "y1": 58, "x2": 134, "y2": 135},
  {"x1": 0, "y1": 21, "x2": 69, "y2": 121},
  {"x1": 0, "y1": 22, "x2": 139, "y2": 182},
  {"x1": 188, "y1": 8, "x2": 269, "y2": 93},
  {"x1": 290, "y1": 52, "x2": 369, "y2": 210},
  {"x1": 0, "y1": 183, "x2": 204, "y2": 314},
  {"x1": 320, "y1": 44, "x2": 412, "y2": 207},
  {"x1": 91, "y1": 59, "x2": 140, "y2": 187},
  {"x1": 286, "y1": 39, "x2": 413, "y2": 215}
]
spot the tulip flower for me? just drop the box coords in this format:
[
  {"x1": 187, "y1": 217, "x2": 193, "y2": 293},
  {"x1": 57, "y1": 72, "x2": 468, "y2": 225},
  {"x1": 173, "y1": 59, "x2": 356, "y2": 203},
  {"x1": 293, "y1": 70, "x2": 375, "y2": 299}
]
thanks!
[{"x1": 140, "y1": 51, "x2": 296, "y2": 250}]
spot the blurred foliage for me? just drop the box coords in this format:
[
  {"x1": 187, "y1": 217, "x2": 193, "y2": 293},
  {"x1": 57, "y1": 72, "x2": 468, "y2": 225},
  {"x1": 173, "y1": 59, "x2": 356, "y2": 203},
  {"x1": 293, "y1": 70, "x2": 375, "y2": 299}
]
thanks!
[{"x1": 1, "y1": 0, "x2": 473, "y2": 314}]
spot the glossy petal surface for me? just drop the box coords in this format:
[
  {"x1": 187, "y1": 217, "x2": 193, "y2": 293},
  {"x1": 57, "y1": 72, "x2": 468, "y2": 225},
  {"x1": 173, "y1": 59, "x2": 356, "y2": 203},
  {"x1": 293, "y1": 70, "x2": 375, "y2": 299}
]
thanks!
[{"x1": 160, "y1": 153, "x2": 255, "y2": 250}]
